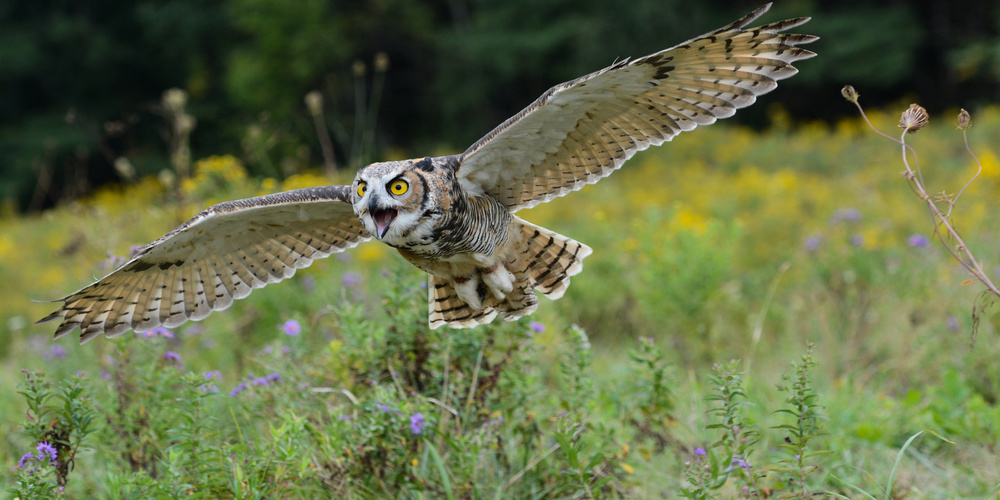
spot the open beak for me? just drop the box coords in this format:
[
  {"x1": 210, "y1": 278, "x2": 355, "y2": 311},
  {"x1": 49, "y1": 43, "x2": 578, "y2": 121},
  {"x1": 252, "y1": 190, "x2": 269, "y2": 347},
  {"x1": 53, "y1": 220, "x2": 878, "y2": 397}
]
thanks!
[{"x1": 369, "y1": 199, "x2": 398, "y2": 239}]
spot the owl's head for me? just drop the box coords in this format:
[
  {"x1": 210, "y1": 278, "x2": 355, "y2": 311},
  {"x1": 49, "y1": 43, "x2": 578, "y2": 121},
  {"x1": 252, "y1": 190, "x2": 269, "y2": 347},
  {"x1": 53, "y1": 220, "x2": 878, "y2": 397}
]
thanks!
[{"x1": 351, "y1": 159, "x2": 434, "y2": 244}]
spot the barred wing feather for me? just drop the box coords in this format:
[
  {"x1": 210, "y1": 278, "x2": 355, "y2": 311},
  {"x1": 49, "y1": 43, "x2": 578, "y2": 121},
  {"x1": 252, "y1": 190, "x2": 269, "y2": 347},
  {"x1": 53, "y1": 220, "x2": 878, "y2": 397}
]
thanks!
[
  {"x1": 457, "y1": 3, "x2": 817, "y2": 211},
  {"x1": 37, "y1": 186, "x2": 370, "y2": 343}
]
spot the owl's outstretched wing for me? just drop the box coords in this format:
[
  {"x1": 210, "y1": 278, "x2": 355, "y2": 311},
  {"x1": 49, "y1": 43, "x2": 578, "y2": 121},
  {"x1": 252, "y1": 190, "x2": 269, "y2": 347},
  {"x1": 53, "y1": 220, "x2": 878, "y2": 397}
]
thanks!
[
  {"x1": 456, "y1": 3, "x2": 816, "y2": 212},
  {"x1": 38, "y1": 185, "x2": 370, "y2": 343}
]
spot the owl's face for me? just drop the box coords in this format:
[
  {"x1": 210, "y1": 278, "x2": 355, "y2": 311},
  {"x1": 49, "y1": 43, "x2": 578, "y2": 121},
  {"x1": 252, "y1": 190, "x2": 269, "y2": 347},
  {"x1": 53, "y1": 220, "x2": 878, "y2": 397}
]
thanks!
[{"x1": 351, "y1": 160, "x2": 431, "y2": 245}]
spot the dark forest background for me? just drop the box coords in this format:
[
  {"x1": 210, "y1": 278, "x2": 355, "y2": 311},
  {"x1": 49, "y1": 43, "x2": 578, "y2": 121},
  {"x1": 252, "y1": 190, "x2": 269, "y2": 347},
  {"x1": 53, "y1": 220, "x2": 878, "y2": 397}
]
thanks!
[{"x1": 2, "y1": 0, "x2": 998, "y2": 212}]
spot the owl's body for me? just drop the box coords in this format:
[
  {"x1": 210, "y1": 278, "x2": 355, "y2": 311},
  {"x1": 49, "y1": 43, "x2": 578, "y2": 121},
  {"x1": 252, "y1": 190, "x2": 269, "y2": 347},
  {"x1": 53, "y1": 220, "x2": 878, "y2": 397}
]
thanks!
[
  {"x1": 351, "y1": 155, "x2": 590, "y2": 328},
  {"x1": 38, "y1": 4, "x2": 816, "y2": 343}
]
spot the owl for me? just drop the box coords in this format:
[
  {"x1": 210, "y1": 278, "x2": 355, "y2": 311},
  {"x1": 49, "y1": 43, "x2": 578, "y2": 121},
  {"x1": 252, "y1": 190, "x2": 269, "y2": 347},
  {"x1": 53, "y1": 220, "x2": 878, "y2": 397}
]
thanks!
[{"x1": 39, "y1": 4, "x2": 816, "y2": 342}]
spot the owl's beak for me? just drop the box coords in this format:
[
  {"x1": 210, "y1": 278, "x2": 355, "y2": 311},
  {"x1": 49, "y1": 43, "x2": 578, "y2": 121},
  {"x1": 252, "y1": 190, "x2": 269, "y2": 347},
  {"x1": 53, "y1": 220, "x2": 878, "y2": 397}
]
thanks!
[{"x1": 369, "y1": 198, "x2": 398, "y2": 239}]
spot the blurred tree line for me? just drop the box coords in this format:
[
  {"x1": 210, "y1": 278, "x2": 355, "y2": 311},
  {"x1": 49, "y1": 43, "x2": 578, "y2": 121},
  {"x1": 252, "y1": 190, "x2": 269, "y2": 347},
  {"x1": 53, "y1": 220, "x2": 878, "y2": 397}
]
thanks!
[{"x1": 1, "y1": 0, "x2": 997, "y2": 212}]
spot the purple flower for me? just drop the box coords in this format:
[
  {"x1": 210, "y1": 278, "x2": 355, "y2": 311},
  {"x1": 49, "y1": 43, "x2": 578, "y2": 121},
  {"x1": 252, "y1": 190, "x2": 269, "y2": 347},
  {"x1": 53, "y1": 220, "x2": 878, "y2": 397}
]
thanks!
[
  {"x1": 266, "y1": 373, "x2": 280, "y2": 382},
  {"x1": 694, "y1": 447, "x2": 706, "y2": 456},
  {"x1": 341, "y1": 271, "x2": 362, "y2": 289},
  {"x1": 36, "y1": 442, "x2": 57, "y2": 464},
  {"x1": 907, "y1": 233, "x2": 929, "y2": 248},
  {"x1": 375, "y1": 403, "x2": 393, "y2": 414},
  {"x1": 44, "y1": 344, "x2": 67, "y2": 361},
  {"x1": 251, "y1": 376, "x2": 269, "y2": 386},
  {"x1": 203, "y1": 371, "x2": 221, "y2": 380},
  {"x1": 281, "y1": 319, "x2": 301, "y2": 336},
  {"x1": 281, "y1": 346, "x2": 291, "y2": 354},
  {"x1": 410, "y1": 412, "x2": 425, "y2": 435},
  {"x1": 803, "y1": 235, "x2": 822, "y2": 252},
  {"x1": 947, "y1": 315, "x2": 960, "y2": 332},
  {"x1": 529, "y1": 322, "x2": 545, "y2": 333},
  {"x1": 16, "y1": 452, "x2": 33, "y2": 469},
  {"x1": 301, "y1": 274, "x2": 316, "y2": 293},
  {"x1": 731, "y1": 457, "x2": 751, "y2": 469},
  {"x1": 229, "y1": 382, "x2": 248, "y2": 397},
  {"x1": 850, "y1": 234, "x2": 864, "y2": 247},
  {"x1": 829, "y1": 208, "x2": 862, "y2": 225},
  {"x1": 163, "y1": 351, "x2": 181, "y2": 362}
]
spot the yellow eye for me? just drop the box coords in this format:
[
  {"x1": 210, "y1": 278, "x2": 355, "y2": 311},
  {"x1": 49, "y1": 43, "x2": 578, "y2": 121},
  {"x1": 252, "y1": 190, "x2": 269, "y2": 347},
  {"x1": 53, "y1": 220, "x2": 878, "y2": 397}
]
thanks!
[
  {"x1": 389, "y1": 179, "x2": 409, "y2": 196},
  {"x1": 357, "y1": 181, "x2": 367, "y2": 197}
]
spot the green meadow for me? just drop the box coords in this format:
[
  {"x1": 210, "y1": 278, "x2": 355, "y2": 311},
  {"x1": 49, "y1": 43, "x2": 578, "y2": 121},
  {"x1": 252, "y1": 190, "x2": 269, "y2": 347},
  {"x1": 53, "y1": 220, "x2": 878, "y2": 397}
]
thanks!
[{"x1": 3, "y1": 105, "x2": 1000, "y2": 497}]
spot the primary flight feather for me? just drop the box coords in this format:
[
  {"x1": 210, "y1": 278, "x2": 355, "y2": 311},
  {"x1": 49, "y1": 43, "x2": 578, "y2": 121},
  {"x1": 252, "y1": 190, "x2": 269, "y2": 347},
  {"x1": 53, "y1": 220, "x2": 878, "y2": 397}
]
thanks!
[{"x1": 39, "y1": 4, "x2": 817, "y2": 342}]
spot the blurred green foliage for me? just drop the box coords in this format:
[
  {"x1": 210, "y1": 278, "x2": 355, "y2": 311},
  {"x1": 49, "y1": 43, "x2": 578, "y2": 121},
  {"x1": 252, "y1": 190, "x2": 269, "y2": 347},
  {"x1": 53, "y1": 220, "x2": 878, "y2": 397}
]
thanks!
[{"x1": 3, "y1": 0, "x2": 1000, "y2": 212}]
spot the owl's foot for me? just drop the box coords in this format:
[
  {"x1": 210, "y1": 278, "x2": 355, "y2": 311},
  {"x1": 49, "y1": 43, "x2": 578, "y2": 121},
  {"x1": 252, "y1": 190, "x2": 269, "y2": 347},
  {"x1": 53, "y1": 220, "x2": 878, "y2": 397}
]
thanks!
[
  {"x1": 480, "y1": 264, "x2": 514, "y2": 300},
  {"x1": 453, "y1": 275, "x2": 483, "y2": 310}
]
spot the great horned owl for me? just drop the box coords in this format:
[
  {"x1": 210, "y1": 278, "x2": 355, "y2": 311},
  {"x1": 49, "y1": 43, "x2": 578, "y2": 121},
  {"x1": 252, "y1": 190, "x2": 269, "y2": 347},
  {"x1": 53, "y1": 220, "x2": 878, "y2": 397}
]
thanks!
[{"x1": 39, "y1": 4, "x2": 816, "y2": 342}]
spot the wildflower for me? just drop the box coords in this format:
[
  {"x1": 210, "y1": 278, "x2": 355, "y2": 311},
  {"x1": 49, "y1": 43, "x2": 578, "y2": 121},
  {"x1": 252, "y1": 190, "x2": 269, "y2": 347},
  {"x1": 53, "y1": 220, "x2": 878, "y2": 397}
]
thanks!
[
  {"x1": 305, "y1": 90, "x2": 324, "y2": 117},
  {"x1": 907, "y1": 233, "x2": 929, "y2": 248},
  {"x1": 36, "y1": 442, "x2": 57, "y2": 465},
  {"x1": 45, "y1": 344, "x2": 67, "y2": 361},
  {"x1": 410, "y1": 412, "x2": 425, "y2": 435},
  {"x1": 899, "y1": 103, "x2": 929, "y2": 133},
  {"x1": 374, "y1": 52, "x2": 390, "y2": 72},
  {"x1": 529, "y1": 321, "x2": 545, "y2": 334},
  {"x1": 484, "y1": 416, "x2": 505, "y2": 429},
  {"x1": 803, "y1": 235, "x2": 822, "y2": 252},
  {"x1": 266, "y1": 373, "x2": 280, "y2": 383},
  {"x1": 341, "y1": 271, "x2": 362, "y2": 288},
  {"x1": 163, "y1": 351, "x2": 181, "y2": 362},
  {"x1": 829, "y1": 208, "x2": 861, "y2": 225},
  {"x1": 731, "y1": 457, "x2": 751, "y2": 470},
  {"x1": 153, "y1": 327, "x2": 174, "y2": 338},
  {"x1": 281, "y1": 319, "x2": 301, "y2": 336},
  {"x1": 947, "y1": 315, "x2": 960, "y2": 332},
  {"x1": 694, "y1": 447, "x2": 706, "y2": 456},
  {"x1": 16, "y1": 452, "x2": 33, "y2": 469},
  {"x1": 841, "y1": 85, "x2": 859, "y2": 104},
  {"x1": 375, "y1": 403, "x2": 394, "y2": 414},
  {"x1": 229, "y1": 382, "x2": 248, "y2": 397},
  {"x1": 301, "y1": 274, "x2": 316, "y2": 292},
  {"x1": 204, "y1": 370, "x2": 221, "y2": 380},
  {"x1": 850, "y1": 234, "x2": 864, "y2": 247},
  {"x1": 957, "y1": 108, "x2": 971, "y2": 131}
]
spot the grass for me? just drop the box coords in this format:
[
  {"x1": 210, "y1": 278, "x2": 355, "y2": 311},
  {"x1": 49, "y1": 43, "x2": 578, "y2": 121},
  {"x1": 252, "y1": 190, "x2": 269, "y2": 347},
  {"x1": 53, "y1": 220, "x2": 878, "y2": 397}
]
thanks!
[{"x1": 2, "y1": 103, "x2": 1000, "y2": 497}]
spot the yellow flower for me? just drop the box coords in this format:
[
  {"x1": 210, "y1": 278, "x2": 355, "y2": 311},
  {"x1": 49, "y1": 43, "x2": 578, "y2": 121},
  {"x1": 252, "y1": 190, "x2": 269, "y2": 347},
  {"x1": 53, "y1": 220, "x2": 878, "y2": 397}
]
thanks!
[{"x1": 357, "y1": 242, "x2": 386, "y2": 263}]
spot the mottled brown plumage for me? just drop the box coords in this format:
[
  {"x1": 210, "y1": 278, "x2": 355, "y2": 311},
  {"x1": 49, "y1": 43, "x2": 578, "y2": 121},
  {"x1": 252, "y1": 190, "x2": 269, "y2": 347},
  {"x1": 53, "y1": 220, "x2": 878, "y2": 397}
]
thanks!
[{"x1": 39, "y1": 4, "x2": 816, "y2": 342}]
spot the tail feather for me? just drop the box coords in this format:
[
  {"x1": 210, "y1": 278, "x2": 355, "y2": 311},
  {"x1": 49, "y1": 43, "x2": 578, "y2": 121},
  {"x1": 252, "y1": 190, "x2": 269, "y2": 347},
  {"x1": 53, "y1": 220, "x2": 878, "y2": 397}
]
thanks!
[
  {"x1": 425, "y1": 217, "x2": 591, "y2": 329},
  {"x1": 428, "y1": 276, "x2": 498, "y2": 329},
  {"x1": 516, "y1": 219, "x2": 592, "y2": 299}
]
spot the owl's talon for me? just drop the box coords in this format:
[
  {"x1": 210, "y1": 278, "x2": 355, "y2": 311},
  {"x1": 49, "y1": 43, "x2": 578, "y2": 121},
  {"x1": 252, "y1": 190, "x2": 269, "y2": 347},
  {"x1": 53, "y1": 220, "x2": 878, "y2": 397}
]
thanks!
[
  {"x1": 481, "y1": 265, "x2": 514, "y2": 300},
  {"x1": 453, "y1": 275, "x2": 483, "y2": 310}
]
